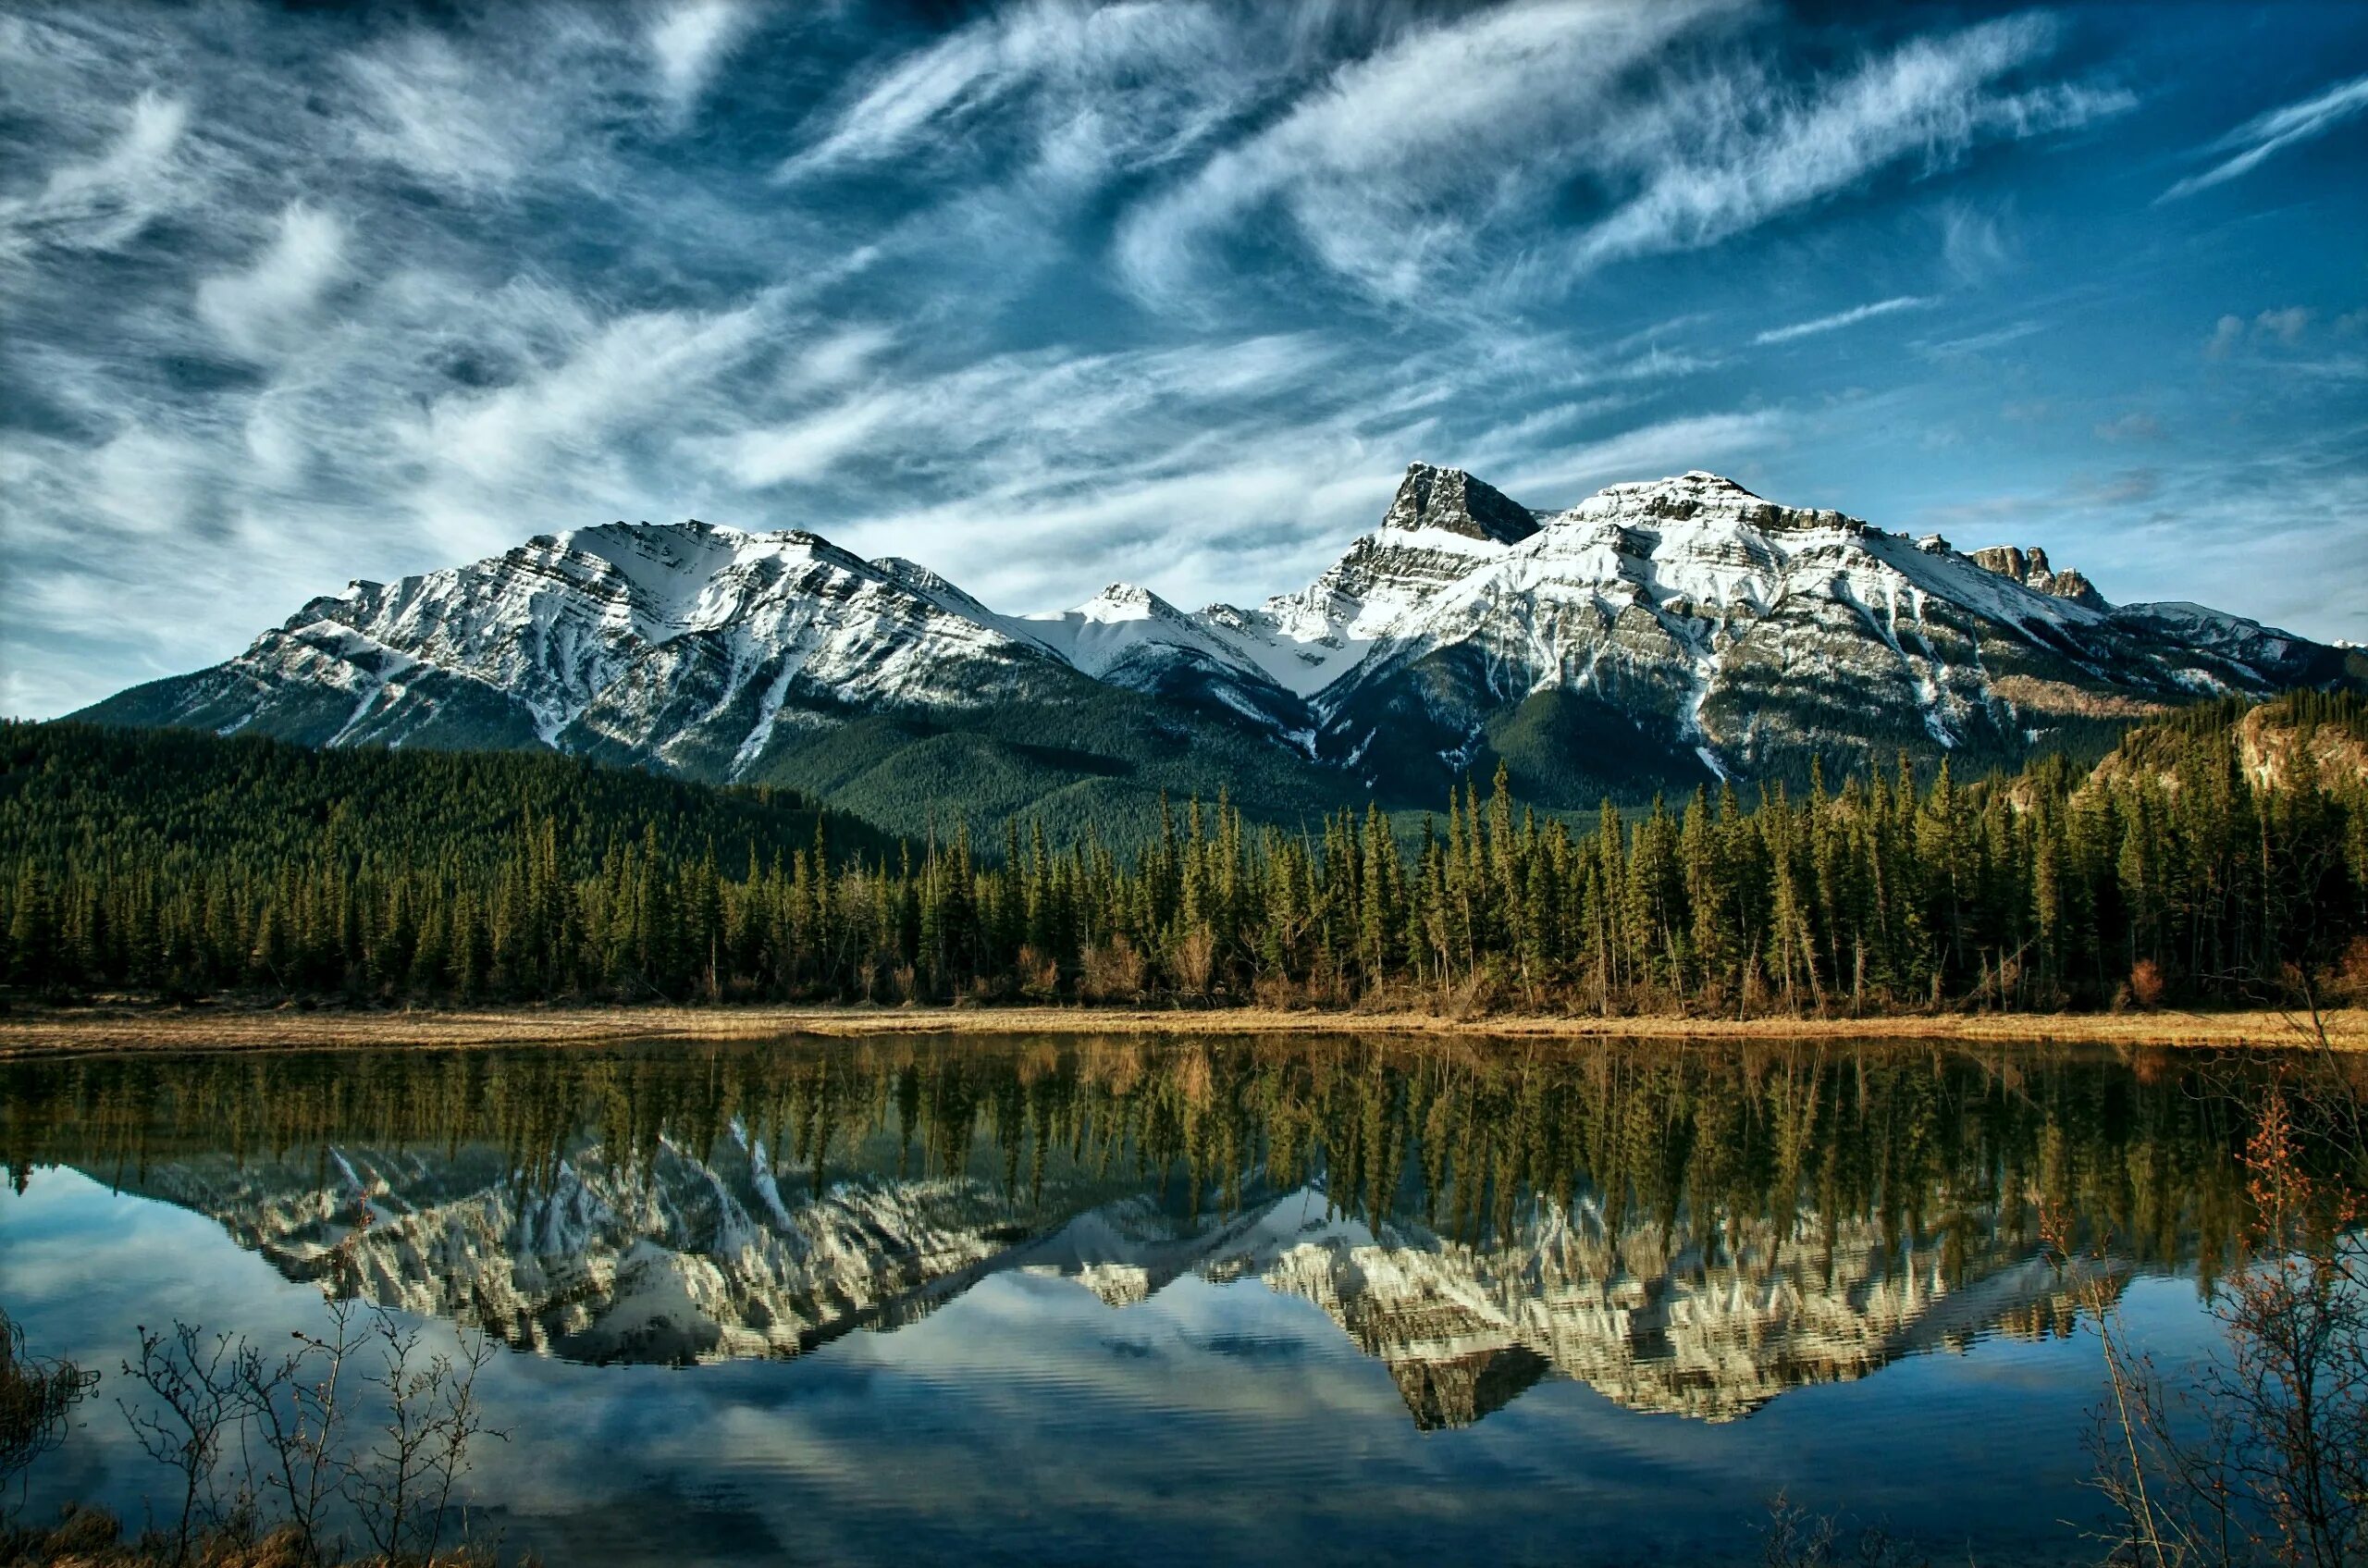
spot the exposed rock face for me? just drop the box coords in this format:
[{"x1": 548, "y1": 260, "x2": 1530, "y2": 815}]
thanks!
[
  {"x1": 79, "y1": 522, "x2": 1090, "y2": 781},
  {"x1": 1970, "y1": 544, "x2": 2107, "y2": 611},
  {"x1": 108, "y1": 1144, "x2": 2125, "y2": 1428},
  {"x1": 1224, "y1": 471, "x2": 2351, "y2": 802},
  {"x1": 1379, "y1": 462, "x2": 1542, "y2": 544},
  {"x1": 2237, "y1": 701, "x2": 2368, "y2": 789},
  {"x1": 78, "y1": 464, "x2": 2357, "y2": 810}
]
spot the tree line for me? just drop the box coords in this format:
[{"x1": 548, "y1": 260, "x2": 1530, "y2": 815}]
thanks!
[{"x1": 4, "y1": 695, "x2": 2364, "y2": 1014}]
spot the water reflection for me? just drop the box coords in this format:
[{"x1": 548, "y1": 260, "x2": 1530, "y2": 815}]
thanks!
[{"x1": 0, "y1": 1036, "x2": 2330, "y2": 1430}]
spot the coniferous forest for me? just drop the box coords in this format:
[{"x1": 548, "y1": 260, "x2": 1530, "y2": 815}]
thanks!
[{"x1": 4, "y1": 693, "x2": 2365, "y2": 1016}]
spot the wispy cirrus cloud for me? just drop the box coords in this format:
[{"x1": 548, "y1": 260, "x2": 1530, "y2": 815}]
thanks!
[
  {"x1": 1118, "y1": 6, "x2": 2128, "y2": 311},
  {"x1": 648, "y1": 0, "x2": 752, "y2": 108},
  {"x1": 2162, "y1": 71, "x2": 2368, "y2": 201},
  {"x1": 0, "y1": 89, "x2": 190, "y2": 264},
  {"x1": 779, "y1": 0, "x2": 1282, "y2": 191},
  {"x1": 194, "y1": 203, "x2": 348, "y2": 361},
  {"x1": 1116, "y1": 0, "x2": 1743, "y2": 308},
  {"x1": 2, "y1": 1, "x2": 2361, "y2": 717},
  {"x1": 1568, "y1": 14, "x2": 2131, "y2": 271},
  {"x1": 1754, "y1": 295, "x2": 1932, "y2": 345}
]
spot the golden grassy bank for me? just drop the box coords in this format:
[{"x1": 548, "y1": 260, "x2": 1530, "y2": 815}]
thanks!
[{"x1": 0, "y1": 1000, "x2": 2359, "y2": 1057}]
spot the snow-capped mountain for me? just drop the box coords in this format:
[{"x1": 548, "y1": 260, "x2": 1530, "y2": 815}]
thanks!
[
  {"x1": 79, "y1": 462, "x2": 2362, "y2": 818},
  {"x1": 81, "y1": 523, "x2": 1101, "y2": 781},
  {"x1": 1264, "y1": 468, "x2": 2358, "y2": 798}
]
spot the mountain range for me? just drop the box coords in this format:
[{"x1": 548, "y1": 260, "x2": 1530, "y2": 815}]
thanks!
[{"x1": 80, "y1": 463, "x2": 2364, "y2": 839}]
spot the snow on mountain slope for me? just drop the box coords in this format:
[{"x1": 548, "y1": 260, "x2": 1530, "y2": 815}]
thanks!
[
  {"x1": 1280, "y1": 468, "x2": 2350, "y2": 798},
  {"x1": 1185, "y1": 463, "x2": 1542, "y2": 698},
  {"x1": 75, "y1": 462, "x2": 2356, "y2": 805},
  {"x1": 1017, "y1": 583, "x2": 1319, "y2": 740},
  {"x1": 1021, "y1": 583, "x2": 1252, "y2": 683},
  {"x1": 85, "y1": 520, "x2": 1095, "y2": 780}
]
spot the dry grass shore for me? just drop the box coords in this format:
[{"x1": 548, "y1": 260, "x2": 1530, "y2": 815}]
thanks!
[{"x1": 0, "y1": 999, "x2": 2359, "y2": 1057}]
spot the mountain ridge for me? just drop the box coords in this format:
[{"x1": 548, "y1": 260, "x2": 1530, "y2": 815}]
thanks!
[{"x1": 77, "y1": 462, "x2": 2365, "y2": 834}]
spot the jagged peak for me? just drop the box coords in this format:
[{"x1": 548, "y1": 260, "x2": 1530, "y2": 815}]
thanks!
[
  {"x1": 1970, "y1": 543, "x2": 2108, "y2": 610},
  {"x1": 1383, "y1": 463, "x2": 1539, "y2": 545}
]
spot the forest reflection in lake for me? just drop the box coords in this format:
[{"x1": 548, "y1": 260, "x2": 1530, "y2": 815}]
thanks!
[{"x1": 3, "y1": 1033, "x2": 2358, "y2": 1565}]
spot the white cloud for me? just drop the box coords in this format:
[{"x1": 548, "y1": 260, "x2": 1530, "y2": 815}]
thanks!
[
  {"x1": 692, "y1": 332, "x2": 1346, "y2": 495},
  {"x1": 704, "y1": 395, "x2": 904, "y2": 488},
  {"x1": 90, "y1": 427, "x2": 212, "y2": 537},
  {"x1": 1920, "y1": 319, "x2": 2043, "y2": 358},
  {"x1": 2254, "y1": 305, "x2": 2310, "y2": 345},
  {"x1": 648, "y1": 0, "x2": 750, "y2": 107},
  {"x1": 2162, "y1": 71, "x2": 2368, "y2": 201},
  {"x1": 347, "y1": 33, "x2": 533, "y2": 192},
  {"x1": 1938, "y1": 199, "x2": 2016, "y2": 284},
  {"x1": 1117, "y1": 0, "x2": 1737, "y2": 307},
  {"x1": 0, "y1": 90, "x2": 189, "y2": 260},
  {"x1": 2205, "y1": 306, "x2": 2312, "y2": 359},
  {"x1": 1571, "y1": 15, "x2": 2131, "y2": 270},
  {"x1": 780, "y1": 0, "x2": 1252, "y2": 186},
  {"x1": 407, "y1": 295, "x2": 776, "y2": 489},
  {"x1": 195, "y1": 203, "x2": 348, "y2": 361},
  {"x1": 1754, "y1": 295, "x2": 1931, "y2": 346},
  {"x1": 1118, "y1": 7, "x2": 2125, "y2": 310},
  {"x1": 342, "y1": 21, "x2": 642, "y2": 195}
]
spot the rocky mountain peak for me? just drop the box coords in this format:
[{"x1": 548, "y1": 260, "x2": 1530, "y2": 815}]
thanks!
[
  {"x1": 1382, "y1": 463, "x2": 1540, "y2": 545},
  {"x1": 75, "y1": 456, "x2": 2351, "y2": 815},
  {"x1": 1565, "y1": 471, "x2": 1858, "y2": 533},
  {"x1": 1970, "y1": 544, "x2": 2108, "y2": 610},
  {"x1": 1086, "y1": 583, "x2": 1167, "y2": 616}
]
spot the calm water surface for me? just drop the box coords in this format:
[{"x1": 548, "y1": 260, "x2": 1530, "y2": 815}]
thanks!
[{"x1": 0, "y1": 1035, "x2": 2319, "y2": 1565}]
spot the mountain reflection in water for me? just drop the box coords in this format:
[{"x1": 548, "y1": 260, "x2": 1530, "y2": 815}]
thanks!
[{"x1": 0, "y1": 1035, "x2": 2311, "y2": 1431}]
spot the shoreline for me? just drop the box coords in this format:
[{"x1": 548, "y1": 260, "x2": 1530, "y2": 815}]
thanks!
[{"x1": 0, "y1": 1001, "x2": 2359, "y2": 1057}]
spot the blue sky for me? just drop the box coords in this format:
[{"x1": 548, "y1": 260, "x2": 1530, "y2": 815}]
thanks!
[{"x1": 3, "y1": 0, "x2": 2363, "y2": 718}]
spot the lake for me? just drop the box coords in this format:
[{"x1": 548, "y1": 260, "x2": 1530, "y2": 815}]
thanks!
[{"x1": 0, "y1": 1034, "x2": 2328, "y2": 1565}]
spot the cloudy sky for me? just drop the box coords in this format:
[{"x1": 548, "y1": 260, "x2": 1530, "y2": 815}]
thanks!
[{"x1": 4, "y1": 1, "x2": 2364, "y2": 717}]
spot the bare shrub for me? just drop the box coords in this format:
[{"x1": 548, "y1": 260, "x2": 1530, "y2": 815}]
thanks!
[
  {"x1": 2130, "y1": 958, "x2": 2169, "y2": 1009},
  {"x1": 1168, "y1": 927, "x2": 1215, "y2": 999},
  {"x1": 2066, "y1": 1080, "x2": 2367, "y2": 1568},
  {"x1": 117, "y1": 1323, "x2": 240, "y2": 1563},
  {"x1": 1079, "y1": 937, "x2": 1143, "y2": 1003},
  {"x1": 2326, "y1": 936, "x2": 2368, "y2": 1006},
  {"x1": 1757, "y1": 1494, "x2": 1929, "y2": 1566},
  {"x1": 1439, "y1": 969, "x2": 1499, "y2": 1021},
  {"x1": 105, "y1": 1223, "x2": 504, "y2": 1567},
  {"x1": 1015, "y1": 945, "x2": 1060, "y2": 1002},
  {"x1": 1250, "y1": 972, "x2": 1303, "y2": 1011},
  {"x1": 1, "y1": 1306, "x2": 98, "y2": 1518}
]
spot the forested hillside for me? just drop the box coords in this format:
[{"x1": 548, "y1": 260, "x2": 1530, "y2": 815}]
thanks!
[
  {"x1": 0, "y1": 723, "x2": 896, "y2": 999},
  {"x1": 4, "y1": 697, "x2": 2364, "y2": 1014}
]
